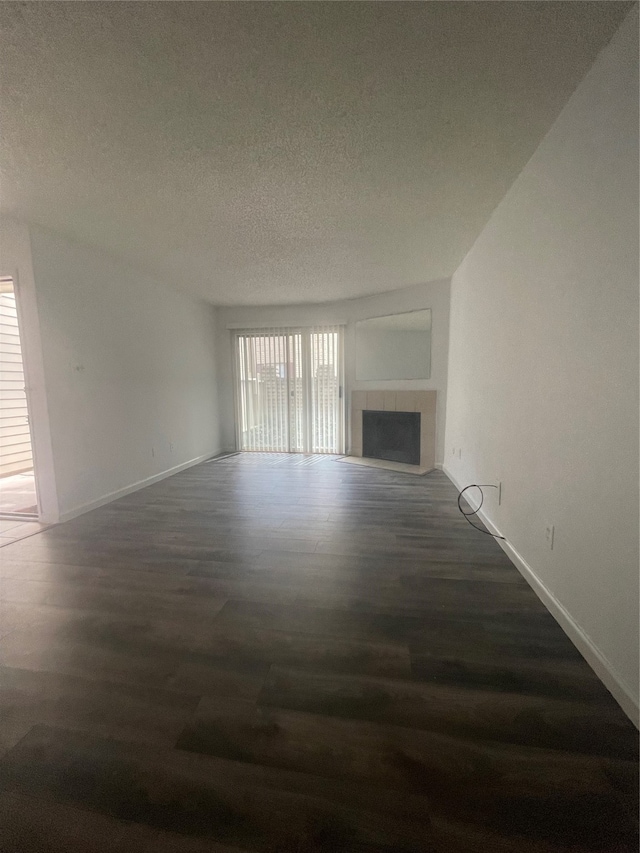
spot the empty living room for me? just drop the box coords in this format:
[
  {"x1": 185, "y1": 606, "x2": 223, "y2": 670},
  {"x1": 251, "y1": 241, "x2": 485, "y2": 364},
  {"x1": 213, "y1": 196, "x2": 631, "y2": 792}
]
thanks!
[{"x1": 0, "y1": 2, "x2": 638, "y2": 851}]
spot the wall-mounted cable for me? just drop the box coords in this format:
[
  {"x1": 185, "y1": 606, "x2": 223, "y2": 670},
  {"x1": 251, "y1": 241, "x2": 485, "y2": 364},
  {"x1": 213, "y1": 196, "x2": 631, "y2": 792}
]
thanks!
[{"x1": 457, "y1": 484, "x2": 505, "y2": 539}]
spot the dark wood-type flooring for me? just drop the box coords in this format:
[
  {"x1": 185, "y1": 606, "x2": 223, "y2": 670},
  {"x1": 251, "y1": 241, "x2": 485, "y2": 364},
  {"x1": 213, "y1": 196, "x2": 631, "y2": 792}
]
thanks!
[{"x1": 0, "y1": 453, "x2": 637, "y2": 852}]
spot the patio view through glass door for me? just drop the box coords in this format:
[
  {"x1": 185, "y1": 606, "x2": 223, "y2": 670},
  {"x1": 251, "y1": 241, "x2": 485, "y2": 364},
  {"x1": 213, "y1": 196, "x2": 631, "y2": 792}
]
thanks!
[{"x1": 234, "y1": 326, "x2": 344, "y2": 454}]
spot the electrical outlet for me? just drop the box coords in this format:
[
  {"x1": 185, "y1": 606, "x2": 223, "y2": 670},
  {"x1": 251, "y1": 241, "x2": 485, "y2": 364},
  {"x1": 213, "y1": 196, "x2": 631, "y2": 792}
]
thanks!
[
  {"x1": 545, "y1": 524, "x2": 555, "y2": 550},
  {"x1": 457, "y1": 448, "x2": 462, "y2": 459}
]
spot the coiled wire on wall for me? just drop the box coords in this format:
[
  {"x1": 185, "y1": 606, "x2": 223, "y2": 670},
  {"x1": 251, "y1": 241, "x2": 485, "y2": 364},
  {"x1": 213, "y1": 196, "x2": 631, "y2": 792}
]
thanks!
[{"x1": 457, "y1": 484, "x2": 505, "y2": 539}]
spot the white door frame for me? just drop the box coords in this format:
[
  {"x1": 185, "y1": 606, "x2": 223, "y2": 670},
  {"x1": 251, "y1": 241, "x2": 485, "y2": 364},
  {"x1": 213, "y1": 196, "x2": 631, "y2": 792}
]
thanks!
[{"x1": 0, "y1": 222, "x2": 59, "y2": 523}]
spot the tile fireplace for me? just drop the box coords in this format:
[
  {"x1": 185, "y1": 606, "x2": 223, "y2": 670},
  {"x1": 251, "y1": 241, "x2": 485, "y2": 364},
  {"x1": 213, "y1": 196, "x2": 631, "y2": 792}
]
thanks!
[{"x1": 350, "y1": 390, "x2": 436, "y2": 470}]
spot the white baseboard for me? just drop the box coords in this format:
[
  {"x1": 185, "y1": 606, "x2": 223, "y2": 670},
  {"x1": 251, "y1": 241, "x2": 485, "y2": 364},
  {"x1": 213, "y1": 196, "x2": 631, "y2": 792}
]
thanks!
[
  {"x1": 443, "y1": 465, "x2": 639, "y2": 727},
  {"x1": 58, "y1": 451, "x2": 221, "y2": 523}
]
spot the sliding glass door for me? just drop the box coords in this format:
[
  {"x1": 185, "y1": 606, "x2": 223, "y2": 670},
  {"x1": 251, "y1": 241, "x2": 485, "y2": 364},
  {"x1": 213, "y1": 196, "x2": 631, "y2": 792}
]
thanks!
[{"x1": 234, "y1": 326, "x2": 344, "y2": 454}]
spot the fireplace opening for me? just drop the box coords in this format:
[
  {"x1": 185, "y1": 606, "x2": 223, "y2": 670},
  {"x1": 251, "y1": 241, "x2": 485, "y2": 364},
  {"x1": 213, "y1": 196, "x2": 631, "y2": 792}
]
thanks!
[{"x1": 362, "y1": 410, "x2": 421, "y2": 466}]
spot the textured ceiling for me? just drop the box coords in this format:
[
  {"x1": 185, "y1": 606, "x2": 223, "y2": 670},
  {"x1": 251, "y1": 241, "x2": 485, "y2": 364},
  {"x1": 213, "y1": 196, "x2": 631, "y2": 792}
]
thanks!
[{"x1": 0, "y1": 2, "x2": 631, "y2": 305}]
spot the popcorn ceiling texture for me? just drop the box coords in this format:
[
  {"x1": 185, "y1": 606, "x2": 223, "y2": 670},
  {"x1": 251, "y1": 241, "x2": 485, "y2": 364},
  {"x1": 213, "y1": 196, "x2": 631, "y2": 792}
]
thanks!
[{"x1": 0, "y1": 2, "x2": 630, "y2": 305}]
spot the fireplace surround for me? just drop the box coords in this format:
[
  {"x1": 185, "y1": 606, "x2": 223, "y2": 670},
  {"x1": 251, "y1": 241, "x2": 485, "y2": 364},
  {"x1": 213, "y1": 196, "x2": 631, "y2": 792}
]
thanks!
[{"x1": 350, "y1": 390, "x2": 436, "y2": 470}]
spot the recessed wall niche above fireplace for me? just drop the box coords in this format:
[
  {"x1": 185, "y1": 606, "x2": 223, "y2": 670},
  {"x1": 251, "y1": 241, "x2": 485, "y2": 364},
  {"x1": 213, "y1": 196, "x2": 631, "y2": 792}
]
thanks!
[{"x1": 350, "y1": 390, "x2": 437, "y2": 471}]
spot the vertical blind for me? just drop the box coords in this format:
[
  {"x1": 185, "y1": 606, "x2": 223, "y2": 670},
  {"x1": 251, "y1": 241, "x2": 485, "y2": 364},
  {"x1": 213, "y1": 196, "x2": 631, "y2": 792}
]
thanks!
[
  {"x1": 0, "y1": 282, "x2": 34, "y2": 476},
  {"x1": 234, "y1": 325, "x2": 344, "y2": 454}
]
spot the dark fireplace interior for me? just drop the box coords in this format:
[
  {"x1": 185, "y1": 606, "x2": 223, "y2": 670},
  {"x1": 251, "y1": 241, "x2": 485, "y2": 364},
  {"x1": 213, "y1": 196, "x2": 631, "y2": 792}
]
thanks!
[{"x1": 362, "y1": 410, "x2": 421, "y2": 465}]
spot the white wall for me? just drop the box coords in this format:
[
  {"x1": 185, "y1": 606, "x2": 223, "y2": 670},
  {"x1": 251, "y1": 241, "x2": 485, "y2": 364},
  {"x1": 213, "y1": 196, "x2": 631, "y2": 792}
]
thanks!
[
  {"x1": 216, "y1": 279, "x2": 450, "y2": 461},
  {"x1": 24, "y1": 225, "x2": 221, "y2": 520},
  {"x1": 444, "y1": 9, "x2": 639, "y2": 721}
]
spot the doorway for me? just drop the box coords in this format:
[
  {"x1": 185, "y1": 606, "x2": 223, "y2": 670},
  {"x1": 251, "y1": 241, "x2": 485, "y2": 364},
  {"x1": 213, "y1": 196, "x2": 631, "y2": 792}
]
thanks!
[
  {"x1": 234, "y1": 326, "x2": 345, "y2": 454},
  {"x1": 0, "y1": 276, "x2": 38, "y2": 517}
]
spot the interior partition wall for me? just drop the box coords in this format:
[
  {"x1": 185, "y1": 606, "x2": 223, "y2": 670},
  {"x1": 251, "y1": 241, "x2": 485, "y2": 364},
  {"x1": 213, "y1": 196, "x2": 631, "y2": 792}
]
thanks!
[{"x1": 233, "y1": 326, "x2": 345, "y2": 454}]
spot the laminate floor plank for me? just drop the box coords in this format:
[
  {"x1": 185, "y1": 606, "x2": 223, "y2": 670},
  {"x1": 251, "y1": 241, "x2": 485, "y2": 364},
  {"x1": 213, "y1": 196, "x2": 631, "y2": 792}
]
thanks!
[
  {"x1": 0, "y1": 791, "x2": 250, "y2": 853},
  {"x1": 0, "y1": 454, "x2": 636, "y2": 852},
  {"x1": 0, "y1": 725, "x2": 436, "y2": 852},
  {"x1": 176, "y1": 694, "x2": 621, "y2": 799},
  {"x1": 259, "y1": 666, "x2": 637, "y2": 759},
  {"x1": 0, "y1": 665, "x2": 198, "y2": 749}
]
